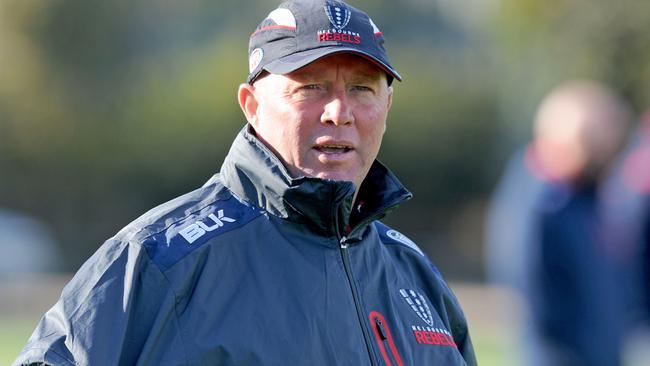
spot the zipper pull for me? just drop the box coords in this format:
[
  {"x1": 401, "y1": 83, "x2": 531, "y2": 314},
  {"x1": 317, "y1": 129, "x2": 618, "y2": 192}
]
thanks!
[
  {"x1": 340, "y1": 236, "x2": 349, "y2": 249},
  {"x1": 375, "y1": 318, "x2": 388, "y2": 341}
]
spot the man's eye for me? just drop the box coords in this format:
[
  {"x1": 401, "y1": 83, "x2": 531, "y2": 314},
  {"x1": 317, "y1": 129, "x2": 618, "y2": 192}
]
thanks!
[
  {"x1": 302, "y1": 84, "x2": 323, "y2": 91},
  {"x1": 352, "y1": 85, "x2": 373, "y2": 92}
]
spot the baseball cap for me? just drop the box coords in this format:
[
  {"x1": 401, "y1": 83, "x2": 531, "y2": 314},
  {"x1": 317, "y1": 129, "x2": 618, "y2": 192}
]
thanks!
[{"x1": 247, "y1": 0, "x2": 402, "y2": 85}]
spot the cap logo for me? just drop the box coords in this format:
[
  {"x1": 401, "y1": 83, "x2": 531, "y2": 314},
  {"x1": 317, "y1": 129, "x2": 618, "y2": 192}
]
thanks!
[
  {"x1": 325, "y1": 3, "x2": 351, "y2": 30},
  {"x1": 249, "y1": 48, "x2": 264, "y2": 73},
  {"x1": 318, "y1": 2, "x2": 360, "y2": 44}
]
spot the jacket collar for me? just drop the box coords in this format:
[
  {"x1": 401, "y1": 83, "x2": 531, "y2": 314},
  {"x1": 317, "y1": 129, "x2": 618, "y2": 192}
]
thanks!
[{"x1": 220, "y1": 126, "x2": 412, "y2": 238}]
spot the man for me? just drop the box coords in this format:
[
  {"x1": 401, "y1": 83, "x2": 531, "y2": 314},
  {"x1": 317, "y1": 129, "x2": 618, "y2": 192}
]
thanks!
[
  {"x1": 15, "y1": 1, "x2": 476, "y2": 365},
  {"x1": 485, "y1": 80, "x2": 630, "y2": 366}
]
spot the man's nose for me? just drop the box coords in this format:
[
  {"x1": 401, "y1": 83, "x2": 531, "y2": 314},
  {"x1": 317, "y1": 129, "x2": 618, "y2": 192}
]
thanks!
[{"x1": 321, "y1": 92, "x2": 354, "y2": 126}]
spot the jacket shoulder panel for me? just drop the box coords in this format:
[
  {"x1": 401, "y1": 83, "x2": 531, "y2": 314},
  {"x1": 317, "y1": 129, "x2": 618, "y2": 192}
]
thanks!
[
  {"x1": 374, "y1": 221, "x2": 426, "y2": 257},
  {"x1": 141, "y1": 194, "x2": 261, "y2": 272},
  {"x1": 109, "y1": 176, "x2": 262, "y2": 272},
  {"x1": 374, "y1": 221, "x2": 444, "y2": 279},
  {"x1": 116, "y1": 176, "x2": 229, "y2": 240}
]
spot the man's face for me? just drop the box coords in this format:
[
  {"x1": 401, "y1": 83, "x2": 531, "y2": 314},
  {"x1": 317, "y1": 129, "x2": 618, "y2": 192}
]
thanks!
[{"x1": 239, "y1": 53, "x2": 393, "y2": 189}]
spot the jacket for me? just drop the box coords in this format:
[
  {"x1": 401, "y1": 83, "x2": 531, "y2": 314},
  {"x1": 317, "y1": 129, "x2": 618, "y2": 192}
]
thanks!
[
  {"x1": 534, "y1": 183, "x2": 622, "y2": 366},
  {"x1": 15, "y1": 126, "x2": 477, "y2": 366}
]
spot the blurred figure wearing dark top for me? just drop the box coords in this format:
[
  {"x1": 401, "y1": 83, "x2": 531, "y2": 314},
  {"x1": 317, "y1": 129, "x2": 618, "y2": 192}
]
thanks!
[
  {"x1": 600, "y1": 115, "x2": 650, "y2": 364},
  {"x1": 486, "y1": 80, "x2": 631, "y2": 366}
]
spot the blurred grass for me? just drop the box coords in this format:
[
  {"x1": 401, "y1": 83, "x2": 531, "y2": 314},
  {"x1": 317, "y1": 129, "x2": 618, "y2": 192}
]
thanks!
[
  {"x1": 0, "y1": 317, "x2": 35, "y2": 365},
  {"x1": 473, "y1": 330, "x2": 518, "y2": 366}
]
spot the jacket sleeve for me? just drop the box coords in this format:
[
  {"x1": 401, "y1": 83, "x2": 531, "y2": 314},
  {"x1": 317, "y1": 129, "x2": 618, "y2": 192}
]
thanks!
[
  {"x1": 13, "y1": 238, "x2": 183, "y2": 366},
  {"x1": 424, "y1": 259, "x2": 478, "y2": 366},
  {"x1": 442, "y1": 286, "x2": 478, "y2": 366}
]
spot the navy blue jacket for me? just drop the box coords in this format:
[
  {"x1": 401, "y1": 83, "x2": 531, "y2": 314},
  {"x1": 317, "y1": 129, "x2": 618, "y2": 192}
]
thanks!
[
  {"x1": 533, "y1": 183, "x2": 622, "y2": 366},
  {"x1": 15, "y1": 127, "x2": 476, "y2": 366}
]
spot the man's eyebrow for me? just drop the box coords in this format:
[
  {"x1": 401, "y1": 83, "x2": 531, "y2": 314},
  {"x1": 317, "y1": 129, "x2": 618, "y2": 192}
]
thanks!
[
  {"x1": 288, "y1": 70, "x2": 321, "y2": 83},
  {"x1": 350, "y1": 71, "x2": 383, "y2": 83}
]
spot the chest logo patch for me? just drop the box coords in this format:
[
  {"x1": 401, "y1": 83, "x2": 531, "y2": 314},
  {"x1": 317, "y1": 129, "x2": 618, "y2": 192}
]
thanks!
[
  {"x1": 399, "y1": 288, "x2": 458, "y2": 348},
  {"x1": 399, "y1": 289, "x2": 433, "y2": 326}
]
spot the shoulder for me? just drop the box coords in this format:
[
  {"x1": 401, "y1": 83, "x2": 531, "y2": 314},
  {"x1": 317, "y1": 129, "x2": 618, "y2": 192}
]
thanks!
[
  {"x1": 374, "y1": 221, "x2": 426, "y2": 257},
  {"x1": 114, "y1": 175, "x2": 229, "y2": 240},
  {"x1": 373, "y1": 221, "x2": 446, "y2": 279},
  {"x1": 113, "y1": 175, "x2": 263, "y2": 271},
  {"x1": 372, "y1": 224, "x2": 468, "y2": 334}
]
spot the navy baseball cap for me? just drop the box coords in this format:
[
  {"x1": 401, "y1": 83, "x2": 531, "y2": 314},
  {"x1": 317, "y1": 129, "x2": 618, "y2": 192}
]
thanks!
[{"x1": 247, "y1": 0, "x2": 402, "y2": 85}]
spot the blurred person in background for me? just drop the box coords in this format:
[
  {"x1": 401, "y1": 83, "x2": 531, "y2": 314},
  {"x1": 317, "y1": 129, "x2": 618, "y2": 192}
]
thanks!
[
  {"x1": 0, "y1": 208, "x2": 61, "y2": 276},
  {"x1": 600, "y1": 114, "x2": 650, "y2": 365},
  {"x1": 485, "y1": 80, "x2": 631, "y2": 366},
  {"x1": 13, "y1": 1, "x2": 476, "y2": 365}
]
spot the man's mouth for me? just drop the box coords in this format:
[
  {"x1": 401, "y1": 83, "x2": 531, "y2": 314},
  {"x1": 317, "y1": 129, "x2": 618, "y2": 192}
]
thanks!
[{"x1": 315, "y1": 144, "x2": 353, "y2": 154}]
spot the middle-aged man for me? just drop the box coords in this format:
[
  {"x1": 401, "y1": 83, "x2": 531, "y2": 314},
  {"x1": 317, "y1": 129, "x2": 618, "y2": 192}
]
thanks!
[{"x1": 15, "y1": 1, "x2": 476, "y2": 365}]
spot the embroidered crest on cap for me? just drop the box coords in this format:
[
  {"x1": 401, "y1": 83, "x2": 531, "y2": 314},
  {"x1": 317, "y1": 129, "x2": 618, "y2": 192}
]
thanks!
[
  {"x1": 400, "y1": 289, "x2": 434, "y2": 327},
  {"x1": 325, "y1": 3, "x2": 351, "y2": 30},
  {"x1": 249, "y1": 48, "x2": 264, "y2": 73}
]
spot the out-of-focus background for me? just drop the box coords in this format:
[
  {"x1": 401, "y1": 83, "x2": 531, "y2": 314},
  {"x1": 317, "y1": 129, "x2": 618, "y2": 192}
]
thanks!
[{"x1": 2, "y1": 0, "x2": 649, "y2": 364}]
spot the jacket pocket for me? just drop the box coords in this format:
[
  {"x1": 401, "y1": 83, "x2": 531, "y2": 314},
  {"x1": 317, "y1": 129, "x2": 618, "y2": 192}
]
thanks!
[{"x1": 369, "y1": 311, "x2": 404, "y2": 366}]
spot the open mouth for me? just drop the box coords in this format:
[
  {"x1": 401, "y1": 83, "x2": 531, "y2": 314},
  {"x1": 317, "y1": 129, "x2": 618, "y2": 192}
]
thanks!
[{"x1": 315, "y1": 144, "x2": 353, "y2": 154}]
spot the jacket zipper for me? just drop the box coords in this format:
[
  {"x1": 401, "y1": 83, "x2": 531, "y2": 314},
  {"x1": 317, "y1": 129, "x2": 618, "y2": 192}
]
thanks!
[
  {"x1": 339, "y1": 236, "x2": 380, "y2": 366},
  {"x1": 335, "y1": 190, "x2": 411, "y2": 365}
]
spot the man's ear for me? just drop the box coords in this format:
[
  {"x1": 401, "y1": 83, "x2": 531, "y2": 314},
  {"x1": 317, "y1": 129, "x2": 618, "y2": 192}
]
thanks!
[
  {"x1": 382, "y1": 86, "x2": 393, "y2": 134},
  {"x1": 238, "y1": 83, "x2": 259, "y2": 128}
]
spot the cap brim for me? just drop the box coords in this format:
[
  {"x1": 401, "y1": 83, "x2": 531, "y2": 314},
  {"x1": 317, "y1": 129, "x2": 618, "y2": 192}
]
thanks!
[{"x1": 263, "y1": 46, "x2": 402, "y2": 83}]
